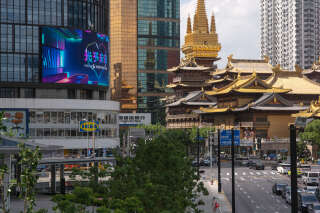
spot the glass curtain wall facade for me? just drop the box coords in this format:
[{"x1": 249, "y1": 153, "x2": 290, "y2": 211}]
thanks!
[
  {"x1": 0, "y1": 0, "x2": 108, "y2": 84},
  {"x1": 137, "y1": 0, "x2": 180, "y2": 123}
]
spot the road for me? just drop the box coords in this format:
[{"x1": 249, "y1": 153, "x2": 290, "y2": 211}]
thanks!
[{"x1": 202, "y1": 163, "x2": 293, "y2": 213}]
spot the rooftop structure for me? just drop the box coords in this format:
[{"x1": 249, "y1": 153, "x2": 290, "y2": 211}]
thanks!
[{"x1": 182, "y1": 0, "x2": 221, "y2": 66}]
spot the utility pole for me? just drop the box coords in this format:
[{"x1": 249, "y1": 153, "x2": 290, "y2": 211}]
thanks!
[
  {"x1": 197, "y1": 127, "x2": 200, "y2": 178},
  {"x1": 231, "y1": 128, "x2": 235, "y2": 213},
  {"x1": 218, "y1": 128, "x2": 221, "y2": 193},
  {"x1": 210, "y1": 131, "x2": 212, "y2": 168},
  {"x1": 290, "y1": 124, "x2": 298, "y2": 213}
]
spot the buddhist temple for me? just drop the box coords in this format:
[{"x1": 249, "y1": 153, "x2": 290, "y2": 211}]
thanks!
[
  {"x1": 209, "y1": 55, "x2": 274, "y2": 89},
  {"x1": 165, "y1": 0, "x2": 320, "y2": 156},
  {"x1": 165, "y1": 0, "x2": 221, "y2": 129}
]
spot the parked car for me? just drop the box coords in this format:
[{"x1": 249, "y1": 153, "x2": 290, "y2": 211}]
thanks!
[
  {"x1": 282, "y1": 186, "x2": 291, "y2": 199},
  {"x1": 255, "y1": 161, "x2": 265, "y2": 170},
  {"x1": 285, "y1": 188, "x2": 303, "y2": 204},
  {"x1": 298, "y1": 192, "x2": 319, "y2": 213},
  {"x1": 304, "y1": 186, "x2": 318, "y2": 194},
  {"x1": 272, "y1": 183, "x2": 288, "y2": 195},
  {"x1": 248, "y1": 160, "x2": 257, "y2": 168},
  {"x1": 201, "y1": 159, "x2": 210, "y2": 167},
  {"x1": 307, "y1": 203, "x2": 320, "y2": 213}
]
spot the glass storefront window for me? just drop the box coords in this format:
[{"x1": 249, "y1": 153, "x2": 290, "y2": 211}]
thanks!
[
  {"x1": 51, "y1": 128, "x2": 57, "y2": 137},
  {"x1": 65, "y1": 129, "x2": 70, "y2": 137},
  {"x1": 44, "y1": 128, "x2": 50, "y2": 136},
  {"x1": 44, "y1": 112, "x2": 50, "y2": 123},
  {"x1": 36, "y1": 128, "x2": 43, "y2": 137},
  {"x1": 36, "y1": 112, "x2": 43, "y2": 123},
  {"x1": 58, "y1": 112, "x2": 64, "y2": 123},
  {"x1": 58, "y1": 129, "x2": 64, "y2": 137},
  {"x1": 30, "y1": 111, "x2": 35, "y2": 123},
  {"x1": 51, "y1": 112, "x2": 57, "y2": 123},
  {"x1": 65, "y1": 112, "x2": 70, "y2": 124}
]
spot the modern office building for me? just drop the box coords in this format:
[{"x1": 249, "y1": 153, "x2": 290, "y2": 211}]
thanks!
[
  {"x1": 0, "y1": 0, "x2": 120, "y2": 157},
  {"x1": 110, "y1": 0, "x2": 180, "y2": 123},
  {"x1": 260, "y1": 0, "x2": 320, "y2": 70}
]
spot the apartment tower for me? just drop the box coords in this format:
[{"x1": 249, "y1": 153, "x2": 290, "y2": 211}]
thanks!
[{"x1": 261, "y1": 0, "x2": 320, "y2": 70}]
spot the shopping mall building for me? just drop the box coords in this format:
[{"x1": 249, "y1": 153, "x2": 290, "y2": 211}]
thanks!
[{"x1": 0, "y1": 0, "x2": 120, "y2": 157}]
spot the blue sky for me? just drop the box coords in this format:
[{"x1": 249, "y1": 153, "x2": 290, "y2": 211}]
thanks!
[{"x1": 180, "y1": 0, "x2": 261, "y2": 68}]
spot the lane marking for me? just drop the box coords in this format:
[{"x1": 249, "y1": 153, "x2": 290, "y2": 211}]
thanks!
[
  {"x1": 250, "y1": 172, "x2": 254, "y2": 175},
  {"x1": 243, "y1": 172, "x2": 246, "y2": 175}
]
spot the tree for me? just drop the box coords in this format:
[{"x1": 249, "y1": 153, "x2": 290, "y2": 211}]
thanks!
[
  {"x1": 106, "y1": 129, "x2": 208, "y2": 213},
  {"x1": 300, "y1": 120, "x2": 320, "y2": 145},
  {"x1": 17, "y1": 143, "x2": 42, "y2": 213}
]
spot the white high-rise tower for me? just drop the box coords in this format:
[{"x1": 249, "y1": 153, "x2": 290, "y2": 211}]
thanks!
[{"x1": 260, "y1": 0, "x2": 320, "y2": 70}]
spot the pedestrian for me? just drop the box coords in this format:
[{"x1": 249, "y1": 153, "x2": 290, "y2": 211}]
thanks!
[{"x1": 212, "y1": 196, "x2": 219, "y2": 212}]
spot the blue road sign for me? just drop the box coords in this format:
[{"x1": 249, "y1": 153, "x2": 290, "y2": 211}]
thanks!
[{"x1": 220, "y1": 130, "x2": 240, "y2": 146}]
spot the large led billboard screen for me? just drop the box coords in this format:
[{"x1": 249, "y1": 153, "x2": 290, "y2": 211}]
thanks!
[{"x1": 41, "y1": 27, "x2": 109, "y2": 86}]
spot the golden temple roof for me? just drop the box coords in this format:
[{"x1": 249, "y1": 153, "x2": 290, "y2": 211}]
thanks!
[
  {"x1": 205, "y1": 72, "x2": 289, "y2": 95},
  {"x1": 182, "y1": 0, "x2": 221, "y2": 59},
  {"x1": 292, "y1": 98, "x2": 320, "y2": 118},
  {"x1": 266, "y1": 65, "x2": 320, "y2": 95},
  {"x1": 226, "y1": 55, "x2": 273, "y2": 74},
  {"x1": 200, "y1": 107, "x2": 230, "y2": 113}
]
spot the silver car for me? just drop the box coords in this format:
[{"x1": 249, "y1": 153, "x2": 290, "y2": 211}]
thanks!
[{"x1": 307, "y1": 203, "x2": 320, "y2": 213}]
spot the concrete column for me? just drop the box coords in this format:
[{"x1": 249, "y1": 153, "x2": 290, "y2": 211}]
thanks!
[
  {"x1": 50, "y1": 164, "x2": 56, "y2": 194},
  {"x1": 59, "y1": 164, "x2": 65, "y2": 194},
  {"x1": 3, "y1": 154, "x2": 11, "y2": 211}
]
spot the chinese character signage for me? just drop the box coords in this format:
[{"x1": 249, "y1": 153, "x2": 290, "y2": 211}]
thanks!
[
  {"x1": 1, "y1": 110, "x2": 28, "y2": 138},
  {"x1": 41, "y1": 27, "x2": 109, "y2": 86}
]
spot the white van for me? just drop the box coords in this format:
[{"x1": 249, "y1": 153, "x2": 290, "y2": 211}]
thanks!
[
  {"x1": 302, "y1": 172, "x2": 320, "y2": 186},
  {"x1": 277, "y1": 163, "x2": 291, "y2": 174}
]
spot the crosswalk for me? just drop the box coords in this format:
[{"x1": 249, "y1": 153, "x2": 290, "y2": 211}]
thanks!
[
  {"x1": 217, "y1": 170, "x2": 284, "y2": 181},
  {"x1": 223, "y1": 171, "x2": 277, "y2": 176}
]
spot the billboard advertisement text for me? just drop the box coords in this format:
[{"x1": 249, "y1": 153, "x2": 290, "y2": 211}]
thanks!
[{"x1": 41, "y1": 27, "x2": 109, "y2": 86}]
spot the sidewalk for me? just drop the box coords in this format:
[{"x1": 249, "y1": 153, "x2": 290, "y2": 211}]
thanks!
[{"x1": 198, "y1": 173, "x2": 232, "y2": 213}]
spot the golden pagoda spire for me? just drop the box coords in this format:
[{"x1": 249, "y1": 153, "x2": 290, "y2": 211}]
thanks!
[
  {"x1": 210, "y1": 13, "x2": 216, "y2": 34},
  {"x1": 193, "y1": 0, "x2": 209, "y2": 33},
  {"x1": 187, "y1": 15, "x2": 192, "y2": 34},
  {"x1": 182, "y1": 0, "x2": 221, "y2": 63}
]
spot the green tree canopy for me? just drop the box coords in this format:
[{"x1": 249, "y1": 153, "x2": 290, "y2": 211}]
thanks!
[
  {"x1": 300, "y1": 120, "x2": 320, "y2": 145},
  {"x1": 106, "y1": 129, "x2": 208, "y2": 213}
]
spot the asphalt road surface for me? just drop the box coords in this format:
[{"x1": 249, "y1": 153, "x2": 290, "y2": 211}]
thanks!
[{"x1": 203, "y1": 163, "x2": 293, "y2": 213}]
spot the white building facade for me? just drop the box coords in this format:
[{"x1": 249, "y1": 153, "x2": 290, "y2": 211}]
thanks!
[
  {"x1": 0, "y1": 98, "x2": 120, "y2": 158},
  {"x1": 261, "y1": 0, "x2": 320, "y2": 70}
]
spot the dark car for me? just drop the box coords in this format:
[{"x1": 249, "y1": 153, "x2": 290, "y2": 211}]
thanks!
[
  {"x1": 272, "y1": 183, "x2": 288, "y2": 195},
  {"x1": 281, "y1": 186, "x2": 291, "y2": 199},
  {"x1": 247, "y1": 160, "x2": 257, "y2": 168},
  {"x1": 271, "y1": 163, "x2": 278, "y2": 170},
  {"x1": 298, "y1": 192, "x2": 319, "y2": 213},
  {"x1": 255, "y1": 162, "x2": 265, "y2": 170}
]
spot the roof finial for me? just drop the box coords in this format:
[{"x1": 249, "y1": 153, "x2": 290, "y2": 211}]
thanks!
[
  {"x1": 210, "y1": 12, "x2": 216, "y2": 34},
  {"x1": 193, "y1": 0, "x2": 209, "y2": 33},
  {"x1": 187, "y1": 15, "x2": 192, "y2": 34}
]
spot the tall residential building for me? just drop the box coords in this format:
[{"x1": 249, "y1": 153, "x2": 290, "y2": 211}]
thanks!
[
  {"x1": 110, "y1": 0, "x2": 180, "y2": 123},
  {"x1": 261, "y1": 0, "x2": 320, "y2": 70},
  {"x1": 0, "y1": 0, "x2": 120, "y2": 157}
]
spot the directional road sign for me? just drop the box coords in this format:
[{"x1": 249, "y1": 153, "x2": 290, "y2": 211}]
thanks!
[{"x1": 220, "y1": 130, "x2": 240, "y2": 146}]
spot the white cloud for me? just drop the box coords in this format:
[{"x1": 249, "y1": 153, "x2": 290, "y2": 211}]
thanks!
[{"x1": 180, "y1": 0, "x2": 261, "y2": 68}]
